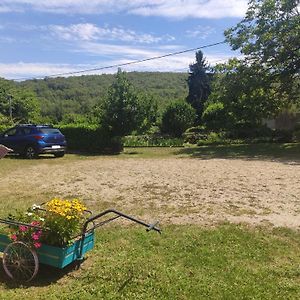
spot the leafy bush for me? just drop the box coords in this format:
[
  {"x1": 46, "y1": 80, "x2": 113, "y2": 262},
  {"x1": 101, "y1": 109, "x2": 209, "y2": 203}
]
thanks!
[
  {"x1": 227, "y1": 123, "x2": 273, "y2": 139},
  {"x1": 183, "y1": 126, "x2": 208, "y2": 144},
  {"x1": 58, "y1": 124, "x2": 123, "y2": 154},
  {"x1": 124, "y1": 135, "x2": 184, "y2": 147},
  {"x1": 160, "y1": 101, "x2": 196, "y2": 137},
  {"x1": 202, "y1": 102, "x2": 228, "y2": 130},
  {"x1": 272, "y1": 129, "x2": 293, "y2": 143}
]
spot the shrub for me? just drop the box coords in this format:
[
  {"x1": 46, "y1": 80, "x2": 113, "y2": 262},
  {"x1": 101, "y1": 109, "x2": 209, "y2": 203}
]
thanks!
[
  {"x1": 160, "y1": 101, "x2": 196, "y2": 137},
  {"x1": 226, "y1": 123, "x2": 273, "y2": 139},
  {"x1": 183, "y1": 126, "x2": 208, "y2": 144},
  {"x1": 202, "y1": 102, "x2": 228, "y2": 131},
  {"x1": 123, "y1": 135, "x2": 184, "y2": 147},
  {"x1": 293, "y1": 130, "x2": 300, "y2": 142},
  {"x1": 58, "y1": 124, "x2": 123, "y2": 154},
  {"x1": 272, "y1": 129, "x2": 293, "y2": 143}
]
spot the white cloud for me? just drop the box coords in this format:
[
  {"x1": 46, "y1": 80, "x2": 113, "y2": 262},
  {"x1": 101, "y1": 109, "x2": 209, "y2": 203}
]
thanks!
[
  {"x1": 130, "y1": 0, "x2": 247, "y2": 19},
  {"x1": 0, "y1": 37, "x2": 16, "y2": 43},
  {"x1": 49, "y1": 23, "x2": 174, "y2": 44},
  {"x1": 77, "y1": 42, "x2": 163, "y2": 59},
  {"x1": 0, "y1": 51, "x2": 239, "y2": 80},
  {"x1": 186, "y1": 26, "x2": 216, "y2": 39},
  {"x1": 0, "y1": 5, "x2": 16, "y2": 13},
  {"x1": 0, "y1": 62, "x2": 81, "y2": 80},
  {"x1": 0, "y1": 1, "x2": 248, "y2": 19}
]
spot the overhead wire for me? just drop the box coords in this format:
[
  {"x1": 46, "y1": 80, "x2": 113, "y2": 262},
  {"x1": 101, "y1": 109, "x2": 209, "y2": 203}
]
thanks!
[{"x1": 12, "y1": 40, "x2": 226, "y2": 81}]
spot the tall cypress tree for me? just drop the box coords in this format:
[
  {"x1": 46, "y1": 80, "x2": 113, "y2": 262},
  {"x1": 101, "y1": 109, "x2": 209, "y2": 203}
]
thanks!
[{"x1": 186, "y1": 50, "x2": 211, "y2": 123}]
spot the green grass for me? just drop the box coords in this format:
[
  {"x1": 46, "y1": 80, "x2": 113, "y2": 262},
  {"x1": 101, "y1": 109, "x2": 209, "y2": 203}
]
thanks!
[
  {"x1": 1, "y1": 142, "x2": 300, "y2": 162},
  {"x1": 1, "y1": 145, "x2": 300, "y2": 299},
  {"x1": 174, "y1": 143, "x2": 300, "y2": 161},
  {"x1": 122, "y1": 142, "x2": 300, "y2": 161},
  {"x1": 0, "y1": 224, "x2": 299, "y2": 299}
]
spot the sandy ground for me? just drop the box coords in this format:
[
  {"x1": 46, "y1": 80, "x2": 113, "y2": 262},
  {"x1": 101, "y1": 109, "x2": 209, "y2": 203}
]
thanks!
[{"x1": 1, "y1": 156, "x2": 300, "y2": 229}]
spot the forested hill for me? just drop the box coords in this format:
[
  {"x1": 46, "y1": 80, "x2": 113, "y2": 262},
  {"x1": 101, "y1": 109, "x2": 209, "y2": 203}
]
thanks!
[{"x1": 19, "y1": 72, "x2": 189, "y2": 122}]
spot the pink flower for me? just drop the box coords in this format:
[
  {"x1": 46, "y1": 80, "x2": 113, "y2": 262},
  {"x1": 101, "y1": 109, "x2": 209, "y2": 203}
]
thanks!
[
  {"x1": 32, "y1": 231, "x2": 42, "y2": 240},
  {"x1": 19, "y1": 225, "x2": 28, "y2": 232},
  {"x1": 31, "y1": 221, "x2": 40, "y2": 226},
  {"x1": 32, "y1": 233, "x2": 39, "y2": 240},
  {"x1": 34, "y1": 242, "x2": 42, "y2": 249},
  {"x1": 10, "y1": 234, "x2": 17, "y2": 241}
]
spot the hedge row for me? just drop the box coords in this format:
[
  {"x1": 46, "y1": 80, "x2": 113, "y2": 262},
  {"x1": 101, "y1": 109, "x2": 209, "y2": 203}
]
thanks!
[
  {"x1": 124, "y1": 135, "x2": 184, "y2": 147},
  {"x1": 57, "y1": 125, "x2": 123, "y2": 154}
]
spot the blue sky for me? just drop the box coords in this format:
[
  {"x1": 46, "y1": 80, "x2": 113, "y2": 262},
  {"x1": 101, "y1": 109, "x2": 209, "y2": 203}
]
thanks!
[{"x1": 0, "y1": 1, "x2": 247, "y2": 80}]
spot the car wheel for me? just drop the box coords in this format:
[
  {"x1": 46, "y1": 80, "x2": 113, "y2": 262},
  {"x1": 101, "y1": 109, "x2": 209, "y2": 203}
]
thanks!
[
  {"x1": 24, "y1": 146, "x2": 38, "y2": 159},
  {"x1": 54, "y1": 152, "x2": 65, "y2": 158}
]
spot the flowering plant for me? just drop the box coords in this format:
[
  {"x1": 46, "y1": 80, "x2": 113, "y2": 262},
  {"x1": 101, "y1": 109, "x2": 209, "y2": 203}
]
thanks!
[
  {"x1": 9, "y1": 221, "x2": 43, "y2": 249},
  {"x1": 41, "y1": 198, "x2": 87, "y2": 247},
  {"x1": 7, "y1": 198, "x2": 87, "y2": 248}
]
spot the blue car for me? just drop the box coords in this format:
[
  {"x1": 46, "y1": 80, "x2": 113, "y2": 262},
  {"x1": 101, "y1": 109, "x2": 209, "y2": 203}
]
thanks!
[{"x1": 0, "y1": 124, "x2": 67, "y2": 159}]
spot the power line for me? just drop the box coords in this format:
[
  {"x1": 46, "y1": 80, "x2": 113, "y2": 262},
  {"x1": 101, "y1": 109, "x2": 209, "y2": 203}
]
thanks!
[{"x1": 13, "y1": 40, "x2": 226, "y2": 81}]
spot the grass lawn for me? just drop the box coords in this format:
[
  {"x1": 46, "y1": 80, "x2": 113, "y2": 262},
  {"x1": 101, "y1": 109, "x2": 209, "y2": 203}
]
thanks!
[
  {"x1": 0, "y1": 225, "x2": 299, "y2": 299},
  {"x1": 0, "y1": 144, "x2": 300, "y2": 299},
  {"x1": 175, "y1": 142, "x2": 300, "y2": 161}
]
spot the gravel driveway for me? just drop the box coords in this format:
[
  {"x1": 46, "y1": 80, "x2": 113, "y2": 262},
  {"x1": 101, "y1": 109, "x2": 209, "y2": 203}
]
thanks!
[{"x1": 1, "y1": 156, "x2": 299, "y2": 228}]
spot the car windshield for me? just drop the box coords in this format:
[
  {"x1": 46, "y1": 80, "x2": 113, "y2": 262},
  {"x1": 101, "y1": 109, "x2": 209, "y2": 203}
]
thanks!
[{"x1": 38, "y1": 128, "x2": 61, "y2": 134}]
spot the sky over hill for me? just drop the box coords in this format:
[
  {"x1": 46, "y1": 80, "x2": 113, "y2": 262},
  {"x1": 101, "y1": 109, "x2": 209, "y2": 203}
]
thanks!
[{"x1": 0, "y1": 0, "x2": 247, "y2": 80}]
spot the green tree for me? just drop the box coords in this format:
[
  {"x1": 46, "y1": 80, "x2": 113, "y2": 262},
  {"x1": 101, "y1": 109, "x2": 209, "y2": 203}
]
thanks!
[
  {"x1": 225, "y1": 0, "x2": 300, "y2": 102},
  {"x1": 202, "y1": 102, "x2": 227, "y2": 131},
  {"x1": 100, "y1": 70, "x2": 143, "y2": 137},
  {"x1": 136, "y1": 94, "x2": 158, "y2": 133},
  {"x1": 160, "y1": 101, "x2": 196, "y2": 137},
  {"x1": 206, "y1": 59, "x2": 280, "y2": 131},
  {"x1": 186, "y1": 50, "x2": 211, "y2": 123},
  {"x1": 0, "y1": 78, "x2": 40, "y2": 124}
]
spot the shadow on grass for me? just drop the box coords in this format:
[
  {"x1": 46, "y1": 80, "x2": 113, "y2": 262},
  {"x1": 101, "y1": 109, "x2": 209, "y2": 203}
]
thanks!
[
  {"x1": 0, "y1": 258, "x2": 84, "y2": 288},
  {"x1": 175, "y1": 143, "x2": 300, "y2": 164}
]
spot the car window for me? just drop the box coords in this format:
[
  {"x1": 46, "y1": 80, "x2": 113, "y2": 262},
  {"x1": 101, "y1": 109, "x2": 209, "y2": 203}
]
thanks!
[
  {"x1": 39, "y1": 128, "x2": 61, "y2": 134},
  {"x1": 23, "y1": 128, "x2": 32, "y2": 135},
  {"x1": 16, "y1": 128, "x2": 26, "y2": 135},
  {"x1": 5, "y1": 128, "x2": 17, "y2": 136}
]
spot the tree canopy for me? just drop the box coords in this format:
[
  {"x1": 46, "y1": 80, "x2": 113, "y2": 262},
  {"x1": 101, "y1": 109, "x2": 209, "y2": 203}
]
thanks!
[
  {"x1": 160, "y1": 100, "x2": 196, "y2": 137},
  {"x1": 225, "y1": 0, "x2": 300, "y2": 102},
  {"x1": 99, "y1": 70, "x2": 144, "y2": 137},
  {"x1": 0, "y1": 78, "x2": 40, "y2": 124},
  {"x1": 204, "y1": 59, "x2": 280, "y2": 130}
]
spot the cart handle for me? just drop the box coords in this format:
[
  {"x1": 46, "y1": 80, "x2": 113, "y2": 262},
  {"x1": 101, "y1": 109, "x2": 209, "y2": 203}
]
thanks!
[
  {"x1": 0, "y1": 218, "x2": 43, "y2": 230},
  {"x1": 83, "y1": 209, "x2": 161, "y2": 234},
  {"x1": 78, "y1": 209, "x2": 161, "y2": 259}
]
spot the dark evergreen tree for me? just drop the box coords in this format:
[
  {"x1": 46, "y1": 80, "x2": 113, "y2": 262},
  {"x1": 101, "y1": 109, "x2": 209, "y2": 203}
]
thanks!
[{"x1": 186, "y1": 50, "x2": 211, "y2": 123}]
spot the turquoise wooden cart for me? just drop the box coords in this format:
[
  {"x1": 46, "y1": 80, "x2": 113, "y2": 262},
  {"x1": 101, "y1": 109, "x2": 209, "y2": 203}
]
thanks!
[{"x1": 0, "y1": 208, "x2": 161, "y2": 282}]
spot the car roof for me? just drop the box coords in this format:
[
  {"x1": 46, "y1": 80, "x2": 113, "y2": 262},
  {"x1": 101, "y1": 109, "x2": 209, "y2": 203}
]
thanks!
[{"x1": 16, "y1": 124, "x2": 53, "y2": 128}]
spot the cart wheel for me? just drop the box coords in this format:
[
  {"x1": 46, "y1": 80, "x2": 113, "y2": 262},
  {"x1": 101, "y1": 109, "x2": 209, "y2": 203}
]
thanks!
[{"x1": 2, "y1": 241, "x2": 39, "y2": 282}]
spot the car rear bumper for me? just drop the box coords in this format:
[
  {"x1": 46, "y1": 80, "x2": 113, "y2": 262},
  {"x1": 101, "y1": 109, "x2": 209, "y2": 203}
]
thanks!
[{"x1": 39, "y1": 146, "x2": 67, "y2": 154}]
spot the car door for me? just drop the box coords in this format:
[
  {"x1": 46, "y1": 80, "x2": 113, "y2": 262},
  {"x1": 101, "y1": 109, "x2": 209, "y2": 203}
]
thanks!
[
  {"x1": 0, "y1": 127, "x2": 29, "y2": 153},
  {"x1": 0, "y1": 128, "x2": 18, "y2": 151}
]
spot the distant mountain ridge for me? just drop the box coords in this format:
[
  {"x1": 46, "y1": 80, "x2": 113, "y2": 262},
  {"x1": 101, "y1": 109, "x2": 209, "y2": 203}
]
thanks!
[{"x1": 19, "y1": 72, "x2": 189, "y2": 122}]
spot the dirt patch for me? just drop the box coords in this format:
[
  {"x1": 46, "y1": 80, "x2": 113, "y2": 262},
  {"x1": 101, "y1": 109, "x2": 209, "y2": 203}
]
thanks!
[{"x1": 1, "y1": 156, "x2": 300, "y2": 228}]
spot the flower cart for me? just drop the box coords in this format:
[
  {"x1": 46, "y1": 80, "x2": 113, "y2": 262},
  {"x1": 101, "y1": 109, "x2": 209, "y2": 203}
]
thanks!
[{"x1": 0, "y1": 200, "x2": 161, "y2": 282}]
